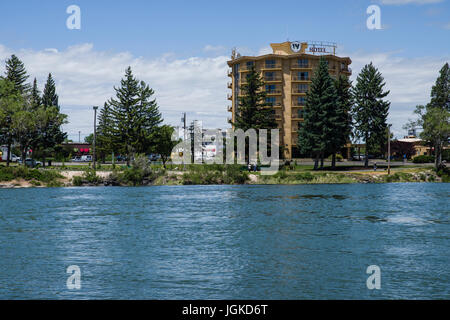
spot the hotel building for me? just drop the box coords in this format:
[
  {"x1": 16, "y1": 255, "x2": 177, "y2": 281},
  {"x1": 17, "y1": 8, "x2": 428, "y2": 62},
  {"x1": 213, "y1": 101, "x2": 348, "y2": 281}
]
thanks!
[{"x1": 227, "y1": 41, "x2": 352, "y2": 159}]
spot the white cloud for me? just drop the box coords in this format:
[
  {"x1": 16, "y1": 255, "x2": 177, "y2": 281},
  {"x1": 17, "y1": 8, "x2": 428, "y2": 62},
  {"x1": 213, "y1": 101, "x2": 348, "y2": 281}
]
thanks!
[
  {"x1": 0, "y1": 43, "x2": 447, "y2": 140},
  {"x1": 379, "y1": 0, "x2": 443, "y2": 5},
  {"x1": 0, "y1": 43, "x2": 230, "y2": 139},
  {"x1": 258, "y1": 46, "x2": 272, "y2": 55}
]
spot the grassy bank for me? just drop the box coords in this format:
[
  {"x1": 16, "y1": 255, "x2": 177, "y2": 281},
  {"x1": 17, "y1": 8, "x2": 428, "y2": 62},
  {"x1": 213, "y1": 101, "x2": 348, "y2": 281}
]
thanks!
[
  {"x1": 0, "y1": 166, "x2": 64, "y2": 187},
  {"x1": 0, "y1": 163, "x2": 448, "y2": 188}
]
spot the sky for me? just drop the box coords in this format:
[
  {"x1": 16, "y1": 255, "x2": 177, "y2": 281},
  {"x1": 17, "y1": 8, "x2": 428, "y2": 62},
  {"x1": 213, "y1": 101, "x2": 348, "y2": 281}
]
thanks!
[{"x1": 0, "y1": 0, "x2": 449, "y2": 140}]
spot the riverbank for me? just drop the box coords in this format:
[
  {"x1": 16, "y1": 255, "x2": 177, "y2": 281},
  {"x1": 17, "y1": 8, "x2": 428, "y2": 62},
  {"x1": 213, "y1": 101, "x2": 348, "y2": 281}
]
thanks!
[{"x1": 0, "y1": 164, "x2": 448, "y2": 188}]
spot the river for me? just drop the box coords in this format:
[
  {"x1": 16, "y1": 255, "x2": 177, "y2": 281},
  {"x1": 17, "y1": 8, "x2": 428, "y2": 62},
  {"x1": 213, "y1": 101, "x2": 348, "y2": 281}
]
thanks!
[{"x1": 0, "y1": 183, "x2": 448, "y2": 299}]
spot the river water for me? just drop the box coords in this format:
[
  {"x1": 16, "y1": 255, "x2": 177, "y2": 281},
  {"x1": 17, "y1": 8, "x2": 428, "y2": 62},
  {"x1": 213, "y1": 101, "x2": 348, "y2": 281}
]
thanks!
[{"x1": 0, "y1": 183, "x2": 448, "y2": 299}]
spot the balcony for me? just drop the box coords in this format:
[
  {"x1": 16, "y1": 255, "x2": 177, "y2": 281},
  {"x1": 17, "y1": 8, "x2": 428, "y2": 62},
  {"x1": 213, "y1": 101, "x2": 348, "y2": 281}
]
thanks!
[
  {"x1": 227, "y1": 117, "x2": 232, "y2": 123},
  {"x1": 240, "y1": 64, "x2": 255, "y2": 72},
  {"x1": 292, "y1": 114, "x2": 304, "y2": 120},
  {"x1": 262, "y1": 63, "x2": 282, "y2": 70},
  {"x1": 227, "y1": 94, "x2": 232, "y2": 100},
  {"x1": 292, "y1": 75, "x2": 310, "y2": 82},
  {"x1": 292, "y1": 88, "x2": 308, "y2": 94},
  {"x1": 291, "y1": 63, "x2": 310, "y2": 69},
  {"x1": 266, "y1": 89, "x2": 282, "y2": 95},
  {"x1": 275, "y1": 114, "x2": 282, "y2": 121},
  {"x1": 227, "y1": 105, "x2": 232, "y2": 112},
  {"x1": 227, "y1": 70, "x2": 232, "y2": 77},
  {"x1": 267, "y1": 101, "x2": 282, "y2": 107},
  {"x1": 264, "y1": 75, "x2": 282, "y2": 82},
  {"x1": 292, "y1": 101, "x2": 306, "y2": 107},
  {"x1": 227, "y1": 82, "x2": 232, "y2": 89}
]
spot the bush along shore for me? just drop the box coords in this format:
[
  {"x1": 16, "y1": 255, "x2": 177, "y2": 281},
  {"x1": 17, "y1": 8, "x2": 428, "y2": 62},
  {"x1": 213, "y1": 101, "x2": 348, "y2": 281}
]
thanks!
[{"x1": 0, "y1": 161, "x2": 449, "y2": 188}]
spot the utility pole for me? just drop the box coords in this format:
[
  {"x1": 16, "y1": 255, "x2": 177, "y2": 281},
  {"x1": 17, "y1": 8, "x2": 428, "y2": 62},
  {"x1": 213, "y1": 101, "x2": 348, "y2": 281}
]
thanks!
[
  {"x1": 93, "y1": 106, "x2": 98, "y2": 170},
  {"x1": 387, "y1": 124, "x2": 392, "y2": 175},
  {"x1": 78, "y1": 131, "x2": 81, "y2": 143},
  {"x1": 182, "y1": 113, "x2": 186, "y2": 170}
]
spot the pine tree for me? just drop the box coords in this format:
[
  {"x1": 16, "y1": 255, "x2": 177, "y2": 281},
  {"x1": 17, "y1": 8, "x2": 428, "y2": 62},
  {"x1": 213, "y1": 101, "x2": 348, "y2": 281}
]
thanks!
[
  {"x1": 233, "y1": 66, "x2": 277, "y2": 163},
  {"x1": 38, "y1": 73, "x2": 66, "y2": 165},
  {"x1": 97, "y1": 102, "x2": 115, "y2": 163},
  {"x1": 330, "y1": 75, "x2": 354, "y2": 168},
  {"x1": 4, "y1": 55, "x2": 31, "y2": 94},
  {"x1": 298, "y1": 57, "x2": 338, "y2": 169},
  {"x1": 30, "y1": 78, "x2": 42, "y2": 110},
  {"x1": 108, "y1": 67, "x2": 163, "y2": 165},
  {"x1": 429, "y1": 62, "x2": 449, "y2": 112},
  {"x1": 352, "y1": 62, "x2": 390, "y2": 168},
  {"x1": 42, "y1": 73, "x2": 59, "y2": 108},
  {"x1": 233, "y1": 66, "x2": 277, "y2": 131}
]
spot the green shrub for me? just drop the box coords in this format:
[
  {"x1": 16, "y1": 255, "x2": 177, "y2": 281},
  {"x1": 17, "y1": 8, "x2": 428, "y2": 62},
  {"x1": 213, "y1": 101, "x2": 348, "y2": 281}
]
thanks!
[
  {"x1": 83, "y1": 169, "x2": 103, "y2": 185},
  {"x1": 413, "y1": 155, "x2": 435, "y2": 163},
  {"x1": 0, "y1": 167, "x2": 15, "y2": 181},
  {"x1": 72, "y1": 176, "x2": 83, "y2": 186}
]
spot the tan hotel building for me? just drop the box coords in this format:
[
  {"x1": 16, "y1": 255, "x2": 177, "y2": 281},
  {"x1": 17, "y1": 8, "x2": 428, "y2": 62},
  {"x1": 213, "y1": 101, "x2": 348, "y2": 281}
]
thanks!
[{"x1": 227, "y1": 41, "x2": 352, "y2": 159}]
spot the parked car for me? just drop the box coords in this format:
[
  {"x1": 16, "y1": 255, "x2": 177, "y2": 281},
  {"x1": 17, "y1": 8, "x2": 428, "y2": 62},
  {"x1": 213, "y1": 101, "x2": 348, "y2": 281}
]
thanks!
[
  {"x1": 80, "y1": 155, "x2": 92, "y2": 162},
  {"x1": 71, "y1": 156, "x2": 82, "y2": 162},
  {"x1": 21, "y1": 158, "x2": 42, "y2": 168},
  {"x1": 148, "y1": 154, "x2": 161, "y2": 162}
]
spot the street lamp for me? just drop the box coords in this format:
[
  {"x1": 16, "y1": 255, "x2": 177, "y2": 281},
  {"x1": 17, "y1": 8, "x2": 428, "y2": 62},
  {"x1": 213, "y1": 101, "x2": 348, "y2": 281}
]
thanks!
[
  {"x1": 93, "y1": 106, "x2": 99, "y2": 170},
  {"x1": 387, "y1": 124, "x2": 392, "y2": 175}
]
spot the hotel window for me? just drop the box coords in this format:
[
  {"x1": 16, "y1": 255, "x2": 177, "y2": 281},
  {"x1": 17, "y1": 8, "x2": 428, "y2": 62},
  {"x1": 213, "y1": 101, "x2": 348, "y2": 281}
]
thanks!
[
  {"x1": 266, "y1": 84, "x2": 277, "y2": 93},
  {"x1": 298, "y1": 109, "x2": 305, "y2": 119},
  {"x1": 297, "y1": 96, "x2": 306, "y2": 105},
  {"x1": 246, "y1": 61, "x2": 254, "y2": 70},
  {"x1": 265, "y1": 59, "x2": 276, "y2": 68},
  {"x1": 298, "y1": 59, "x2": 308, "y2": 68},
  {"x1": 266, "y1": 97, "x2": 276, "y2": 106},
  {"x1": 265, "y1": 71, "x2": 275, "y2": 81},
  {"x1": 297, "y1": 84, "x2": 308, "y2": 93},
  {"x1": 297, "y1": 72, "x2": 309, "y2": 80}
]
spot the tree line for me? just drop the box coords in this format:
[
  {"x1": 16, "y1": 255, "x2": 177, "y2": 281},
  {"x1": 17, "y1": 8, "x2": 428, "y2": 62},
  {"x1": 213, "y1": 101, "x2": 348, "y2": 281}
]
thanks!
[
  {"x1": 0, "y1": 55, "x2": 67, "y2": 166},
  {"x1": 405, "y1": 63, "x2": 449, "y2": 170},
  {"x1": 234, "y1": 56, "x2": 448, "y2": 170}
]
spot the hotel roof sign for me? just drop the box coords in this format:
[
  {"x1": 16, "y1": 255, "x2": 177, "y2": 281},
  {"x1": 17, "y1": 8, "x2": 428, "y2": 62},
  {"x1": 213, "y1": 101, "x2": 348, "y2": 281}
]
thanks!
[{"x1": 271, "y1": 41, "x2": 337, "y2": 56}]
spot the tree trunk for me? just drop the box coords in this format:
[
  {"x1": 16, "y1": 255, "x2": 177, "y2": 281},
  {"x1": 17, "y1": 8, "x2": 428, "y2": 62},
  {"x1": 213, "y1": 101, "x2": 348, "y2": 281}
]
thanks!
[
  {"x1": 364, "y1": 150, "x2": 369, "y2": 168},
  {"x1": 6, "y1": 142, "x2": 11, "y2": 167},
  {"x1": 313, "y1": 154, "x2": 319, "y2": 170},
  {"x1": 21, "y1": 150, "x2": 27, "y2": 167},
  {"x1": 320, "y1": 152, "x2": 324, "y2": 169},
  {"x1": 331, "y1": 153, "x2": 336, "y2": 169}
]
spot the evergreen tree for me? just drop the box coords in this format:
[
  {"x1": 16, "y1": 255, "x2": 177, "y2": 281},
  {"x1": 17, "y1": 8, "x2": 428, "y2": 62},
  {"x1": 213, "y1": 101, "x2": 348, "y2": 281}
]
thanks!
[
  {"x1": 38, "y1": 73, "x2": 67, "y2": 166},
  {"x1": 233, "y1": 66, "x2": 277, "y2": 163},
  {"x1": 30, "y1": 78, "x2": 42, "y2": 110},
  {"x1": 352, "y1": 62, "x2": 390, "y2": 167},
  {"x1": 330, "y1": 75, "x2": 354, "y2": 168},
  {"x1": 4, "y1": 55, "x2": 31, "y2": 94},
  {"x1": 233, "y1": 66, "x2": 277, "y2": 131},
  {"x1": 429, "y1": 62, "x2": 449, "y2": 112},
  {"x1": 298, "y1": 57, "x2": 338, "y2": 170},
  {"x1": 97, "y1": 102, "x2": 115, "y2": 163},
  {"x1": 136, "y1": 80, "x2": 162, "y2": 153},
  {"x1": 108, "y1": 67, "x2": 163, "y2": 165},
  {"x1": 42, "y1": 73, "x2": 59, "y2": 108}
]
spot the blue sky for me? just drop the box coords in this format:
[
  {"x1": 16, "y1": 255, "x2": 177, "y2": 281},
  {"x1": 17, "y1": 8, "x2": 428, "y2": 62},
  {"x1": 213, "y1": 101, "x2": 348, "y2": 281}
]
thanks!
[{"x1": 0, "y1": 0, "x2": 449, "y2": 140}]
